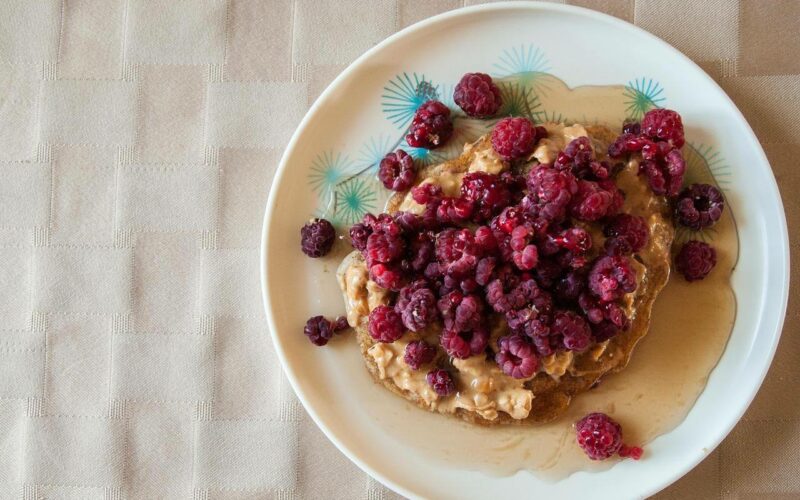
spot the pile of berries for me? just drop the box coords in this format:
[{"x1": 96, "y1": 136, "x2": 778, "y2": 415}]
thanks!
[{"x1": 298, "y1": 70, "x2": 725, "y2": 441}]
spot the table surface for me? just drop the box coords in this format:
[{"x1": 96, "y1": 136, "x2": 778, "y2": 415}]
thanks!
[{"x1": 0, "y1": 0, "x2": 796, "y2": 498}]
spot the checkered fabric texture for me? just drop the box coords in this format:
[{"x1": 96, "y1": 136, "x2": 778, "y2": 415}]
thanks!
[{"x1": 0, "y1": 0, "x2": 795, "y2": 498}]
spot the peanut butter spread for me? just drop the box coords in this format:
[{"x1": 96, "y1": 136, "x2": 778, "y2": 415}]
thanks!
[{"x1": 337, "y1": 123, "x2": 673, "y2": 424}]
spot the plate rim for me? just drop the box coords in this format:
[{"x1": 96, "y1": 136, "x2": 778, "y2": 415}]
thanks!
[{"x1": 260, "y1": 2, "x2": 790, "y2": 498}]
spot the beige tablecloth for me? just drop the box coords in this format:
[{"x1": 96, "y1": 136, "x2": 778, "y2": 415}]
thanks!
[{"x1": 0, "y1": 1, "x2": 796, "y2": 498}]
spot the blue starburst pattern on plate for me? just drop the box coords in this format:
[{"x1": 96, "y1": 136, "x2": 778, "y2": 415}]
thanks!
[
  {"x1": 493, "y1": 44, "x2": 550, "y2": 76},
  {"x1": 381, "y1": 72, "x2": 439, "y2": 128},
  {"x1": 496, "y1": 81, "x2": 544, "y2": 122},
  {"x1": 332, "y1": 178, "x2": 378, "y2": 225},
  {"x1": 623, "y1": 77, "x2": 665, "y2": 119},
  {"x1": 399, "y1": 139, "x2": 445, "y2": 166},
  {"x1": 309, "y1": 151, "x2": 354, "y2": 198},
  {"x1": 356, "y1": 135, "x2": 394, "y2": 174}
]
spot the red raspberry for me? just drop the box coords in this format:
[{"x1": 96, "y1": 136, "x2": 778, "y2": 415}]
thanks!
[
  {"x1": 436, "y1": 196, "x2": 474, "y2": 225},
  {"x1": 526, "y1": 165, "x2": 578, "y2": 222},
  {"x1": 551, "y1": 227, "x2": 593, "y2": 255},
  {"x1": 426, "y1": 369, "x2": 456, "y2": 396},
  {"x1": 378, "y1": 149, "x2": 416, "y2": 191},
  {"x1": 440, "y1": 326, "x2": 489, "y2": 359},
  {"x1": 404, "y1": 340, "x2": 436, "y2": 370},
  {"x1": 368, "y1": 305, "x2": 404, "y2": 343},
  {"x1": 641, "y1": 108, "x2": 685, "y2": 148},
  {"x1": 512, "y1": 244, "x2": 539, "y2": 271},
  {"x1": 603, "y1": 214, "x2": 649, "y2": 255},
  {"x1": 411, "y1": 183, "x2": 442, "y2": 204},
  {"x1": 453, "y1": 72, "x2": 502, "y2": 118},
  {"x1": 622, "y1": 121, "x2": 641, "y2": 135},
  {"x1": 438, "y1": 292, "x2": 484, "y2": 333},
  {"x1": 495, "y1": 334, "x2": 538, "y2": 379},
  {"x1": 304, "y1": 315, "x2": 348, "y2": 346},
  {"x1": 570, "y1": 180, "x2": 623, "y2": 221},
  {"x1": 675, "y1": 240, "x2": 716, "y2": 282},
  {"x1": 675, "y1": 183, "x2": 724, "y2": 230},
  {"x1": 491, "y1": 117, "x2": 537, "y2": 160},
  {"x1": 349, "y1": 221, "x2": 372, "y2": 252},
  {"x1": 588, "y1": 255, "x2": 637, "y2": 302},
  {"x1": 552, "y1": 310, "x2": 591, "y2": 352},
  {"x1": 369, "y1": 263, "x2": 404, "y2": 291},
  {"x1": 300, "y1": 218, "x2": 336, "y2": 258},
  {"x1": 395, "y1": 280, "x2": 439, "y2": 332},
  {"x1": 405, "y1": 100, "x2": 453, "y2": 149},
  {"x1": 461, "y1": 172, "x2": 512, "y2": 222},
  {"x1": 408, "y1": 232, "x2": 435, "y2": 272},
  {"x1": 575, "y1": 412, "x2": 623, "y2": 460},
  {"x1": 366, "y1": 230, "x2": 404, "y2": 266}
]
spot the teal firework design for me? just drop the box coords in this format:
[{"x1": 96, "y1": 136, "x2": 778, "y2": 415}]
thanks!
[
  {"x1": 309, "y1": 151, "x2": 354, "y2": 197},
  {"x1": 356, "y1": 135, "x2": 393, "y2": 174},
  {"x1": 400, "y1": 140, "x2": 444, "y2": 166},
  {"x1": 493, "y1": 44, "x2": 552, "y2": 94},
  {"x1": 333, "y1": 178, "x2": 378, "y2": 225},
  {"x1": 381, "y1": 72, "x2": 439, "y2": 128},
  {"x1": 623, "y1": 77, "x2": 665, "y2": 119},
  {"x1": 496, "y1": 82, "x2": 543, "y2": 122}
]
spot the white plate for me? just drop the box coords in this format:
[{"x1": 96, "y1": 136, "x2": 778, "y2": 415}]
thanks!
[{"x1": 261, "y1": 2, "x2": 789, "y2": 498}]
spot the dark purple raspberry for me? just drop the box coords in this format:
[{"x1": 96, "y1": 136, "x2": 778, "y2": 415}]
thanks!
[
  {"x1": 555, "y1": 268, "x2": 587, "y2": 302},
  {"x1": 607, "y1": 132, "x2": 635, "y2": 159},
  {"x1": 395, "y1": 280, "x2": 439, "y2": 332},
  {"x1": 603, "y1": 214, "x2": 649, "y2": 255},
  {"x1": 474, "y1": 226, "x2": 498, "y2": 254},
  {"x1": 453, "y1": 72, "x2": 502, "y2": 118},
  {"x1": 404, "y1": 340, "x2": 436, "y2": 370},
  {"x1": 332, "y1": 316, "x2": 349, "y2": 331},
  {"x1": 578, "y1": 292, "x2": 629, "y2": 330},
  {"x1": 408, "y1": 232, "x2": 435, "y2": 272},
  {"x1": 369, "y1": 263, "x2": 404, "y2": 291},
  {"x1": 641, "y1": 108, "x2": 685, "y2": 148},
  {"x1": 304, "y1": 316, "x2": 335, "y2": 346},
  {"x1": 588, "y1": 255, "x2": 637, "y2": 302},
  {"x1": 405, "y1": 100, "x2": 453, "y2": 149},
  {"x1": 551, "y1": 227, "x2": 593, "y2": 255},
  {"x1": 526, "y1": 165, "x2": 578, "y2": 222},
  {"x1": 438, "y1": 292, "x2": 484, "y2": 333},
  {"x1": 436, "y1": 196, "x2": 474, "y2": 225},
  {"x1": 552, "y1": 310, "x2": 592, "y2": 352},
  {"x1": 300, "y1": 218, "x2": 335, "y2": 258},
  {"x1": 575, "y1": 412, "x2": 623, "y2": 460},
  {"x1": 512, "y1": 244, "x2": 539, "y2": 271},
  {"x1": 622, "y1": 121, "x2": 641, "y2": 135},
  {"x1": 675, "y1": 183, "x2": 725, "y2": 230},
  {"x1": 675, "y1": 240, "x2": 717, "y2": 282},
  {"x1": 426, "y1": 369, "x2": 456, "y2": 396},
  {"x1": 591, "y1": 320, "x2": 620, "y2": 342},
  {"x1": 570, "y1": 180, "x2": 623, "y2": 222},
  {"x1": 440, "y1": 326, "x2": 489, "y2": 359},
  {"x1": 368, "y1": 305, "x2": 404, "y2": 343},
  {"x1": 475, "y1": 256, "x2": 497, "y2": 286},
  {"x1": 491, "y1": 117, "x2": 537, "y2": 161},
  {"x1": 411, "y1": 183, "x2": 442, "y2": 204},
  {"x1": 378, "y1": 149, "x2": 416, "y2": 191},
  {"x1": 349, "y1": 221, "x2": 371, "y2": 252},
  {"x1": 461, "y1": 172, "x2": 512, "y2": 221},
  {"x1": 495, "y1": 334, "x2": 538, "y2": 379}
]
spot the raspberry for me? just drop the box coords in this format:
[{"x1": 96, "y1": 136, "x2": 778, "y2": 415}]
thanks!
[
  {"x1": 570, "y1": 180, "x2": 623, "y2": 221},
  {"x1": 474, "y1": 226, "x2": 498, "y2": 254},
  {"x1": 435, "y1": 228, "x2": 480, "y2": 278},
  {"x1": 603, "y1": 214, "x2": 649, "y2": 255},
  {"x1": 408, "y1": 232, "x2": 435, "y2": 272},
  {"x1": 378, "y1": 149, "x2": 416, "y2": 191},
  {"x1": 426, "y1": 369, "x2": 456, "y2": 396},
  {"x1": 436, "y1": 196, "x2": 474, "y2": 225},
  {"x1": 453, "y1": 72, "x2": 502, "y2": 118},
  {"x1": 411, "y1": 183, "x2": 442, "y2": 204},
  {"x1": 304, "y1": 315, "x2": 348, "y2": 346},
  {"x1": 552, "y1": 310, "x2": 592, "y2": 352},
  {"x1": 675, "y1": 183, "x2": 725, "y2": 230},
  {"x1": 404, "y1": 340, "x2": 436, "y2": 370},
  {"x1": 588, "y1": 255, "x2": 637, "y2": 302},
  {"x1": 461, "y1": 172, "x2": 512, "y2": 221},
  {"x1": 555, "y1": 268, "x2": 586, "y2": 302},
  {"x1": 349, "y1": 221, "x2": 372, "y2": 252},
  {"x1": 366, "y1": 230, "x2": 404, "y2": 267},
  {"x1": 591, "y1": 320, "x2": 620, "y2": 342},
  {"x1": 526, "y1": 165, "x2": 578, "y2": 222},
  {"x1": 491, "y1": 117, "x2": 537, "y2": 160},
  {"x1": 512, "y1": 244, "x2": 539, "y2": 270},
  {"x1": 369, "y1": 263, "x2": 404, "y2": 291},
  {"x1": 675, "y1": 240, "x2": 717, "y2": 282},
  {"x1": 575, "y1": 412, "x2": 623, "y2": 460},
  {"x1": 393, "y1": 211, "x2": 422, "y2": 233},
  {"x1": 622, "y1": 121, "x2": 641, "y2": 135},
  {"x1": 556, "y1": 137, "x2": 594, "y2": 169},
  {"x1": 395, "y1": 280, "x2": 439, "y2": 332},
  {"x1": 405, "y1": 100, "x2": 453, "y2": 149},
  {"x1": 475, "y1": 256, "x2": 496, "y2": 286},
  {"x1": 641, "y1": 108, "x2": 685, "y2": 148},
  {"x1": 440, "y1": 326, "x2": 489, "y2": 359},
  {"x1": 368, "y1": 305, "x2": 404, "y2": 343},
  {"x1": 300, "y1": 218, "x2": 335, "y2": 258},
  {"x1": 551, "y1": 227, "x2": 592, "y2": 255},
  {"x1": 530, "y1": 329, "x2": 560, "y2": 357},
  {"x1": 607, "y1": 132, "x2": 635, "y2": 159},
  {"x1": 578, "y1": 293, "x2": 629, "y2": 330},
  {"x1": 438, "y1": 292, "x2": 484, "y2": 332},
  {"x1": 495, "y1": 334, "x2": 538, "y2": 379}
]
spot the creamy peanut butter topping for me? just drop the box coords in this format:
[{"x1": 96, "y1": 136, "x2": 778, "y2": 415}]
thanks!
[
  {"x1": 339, "y1": 123, "x2": 666, "y2": 422},
  {"x1": 397, "y1": 171, "x2": 464, "y2": 214}
]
